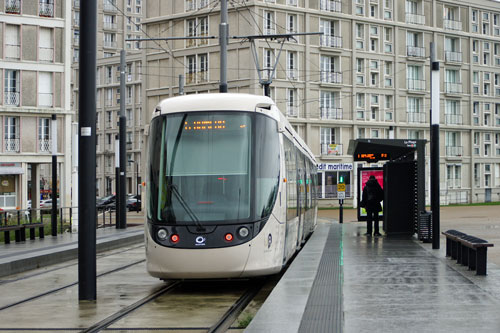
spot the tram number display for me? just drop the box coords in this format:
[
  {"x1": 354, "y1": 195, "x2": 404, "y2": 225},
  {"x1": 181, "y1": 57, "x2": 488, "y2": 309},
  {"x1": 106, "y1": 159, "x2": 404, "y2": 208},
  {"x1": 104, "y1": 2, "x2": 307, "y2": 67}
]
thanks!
[{"x1": 356, "y1": 153, "x2": 389, "y2": 161}]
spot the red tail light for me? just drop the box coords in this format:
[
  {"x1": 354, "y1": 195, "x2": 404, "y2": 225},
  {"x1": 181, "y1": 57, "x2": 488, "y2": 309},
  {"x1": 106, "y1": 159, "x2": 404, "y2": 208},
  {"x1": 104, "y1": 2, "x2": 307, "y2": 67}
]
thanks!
[
  {"x1": 170, "y1": 234, "x2": 180, "y2": 243},
  {"x1": 225, "y1": 233, "x2": 234, "y2": 242}
]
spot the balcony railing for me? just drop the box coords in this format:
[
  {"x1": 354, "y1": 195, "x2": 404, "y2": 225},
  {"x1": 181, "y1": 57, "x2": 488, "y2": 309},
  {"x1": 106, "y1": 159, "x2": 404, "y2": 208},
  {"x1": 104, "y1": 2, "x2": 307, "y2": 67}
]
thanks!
[
  {"x1": 320, "y1": 107, "x2": 343, "y2": 120},
  {"x1": 320, "y1": 35, "x2": 342, "y2": 48},
  {"x1": 286, "y1": 105, "x2": 298, "y2": 117},
  {"x1": 5, "y1": 0, "x2": 21, "y2": 14},
  {"x1": 39, "y1": 139, "x2": 51, "y2": 153},
  {"x1": 445, "y1": 114, "x2": 463, "y2": 125},
  {"x1": 320, "y1": 71, "x2": 342, "y2": 84},
  {"x1": 445, "y1": 145, "x2": 463, "y2": 156},
  {"x1": 445, "y1": 51, "x2": 462, "y2": 63},
  {"x1": 199, "y1": 0, "x2": 209, "y2": 9},
  {"x1": 39, "y1": 93, "x2": 53, "y2": 107},
  {"x1": 406, "y1": 13, "x2": 425, "y2": 25},
  {"x1": 444, "y1": 19, "x2": 462, "y2": 31},
  {"x1": 407, "y1": 45, "x2": 425, "y2": 58},
  {"x1": 103, "y1": 22, "x2": 117, "y2": 30},
  {"x1": 4, "y1": 91, "x2": 20, "y2": 106},
  {"x1": 407, "y1": 78, "x2": 426, "y2": 91},
  {"x1": 446, "y1": 178, "x2": 461, "y2": 188},
  {"x1": 287, "y1": 69, "x2": 298, "y2": 81},
  {"x1": 321, "y1": 143, "x2": 342, "y2": 156},
  {"x1": 73, "y1": 0, "x2": 80, "y2": 8},
  {"x1": 73, "y1": 36, "x2": 80, "y2": 45},
  {"x1": 39, "y1": 47, "x2": 54, "y2": 62},
  {"x1": 407, "y1": 112, "x2": 426, "y2": 123},
  {"x1": 185, "y1": 0, "x2": 195, "y2": 11},
  {"x1": 74, "y1": 18, "x2": 80, "y2": 26},
  {"x1": 5, "y1": 44, "x2": 20, "y2": 59},
  {"x1": 39, "y1": 2, "x2": 53, "y2": 17},
  {"x1": 5, "y1": 138, "x2": 20, "y2": 152},
  {"x1": 445, "y1": 82, "x2": 462, "y2": 94},
  {"x1": 264, "y1": 28, "x2": 276, "y2": 35},
  {"x1": 320, "y1": 0, "x2": 341, "y2": 12},
  {"x1": 198, "y1": 71, "x2": 208, "y2": 82},
  {"x1": 103, "y1": 40, "x2": 117, "y2": 48}
]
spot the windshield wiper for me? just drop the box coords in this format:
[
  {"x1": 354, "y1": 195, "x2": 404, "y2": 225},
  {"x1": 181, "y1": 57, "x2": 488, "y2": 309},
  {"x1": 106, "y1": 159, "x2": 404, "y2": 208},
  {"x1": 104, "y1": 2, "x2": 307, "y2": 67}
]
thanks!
[{"x1": 168, "y1": 183, "x2": 205, "y2": 232}]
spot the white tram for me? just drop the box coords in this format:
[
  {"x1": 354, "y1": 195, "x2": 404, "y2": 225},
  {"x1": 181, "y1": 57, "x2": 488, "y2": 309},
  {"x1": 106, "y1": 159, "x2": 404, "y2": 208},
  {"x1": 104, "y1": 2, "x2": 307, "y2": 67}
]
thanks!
[{"x1": 145, "y1": 93, "x2": 318, "y2": 279}]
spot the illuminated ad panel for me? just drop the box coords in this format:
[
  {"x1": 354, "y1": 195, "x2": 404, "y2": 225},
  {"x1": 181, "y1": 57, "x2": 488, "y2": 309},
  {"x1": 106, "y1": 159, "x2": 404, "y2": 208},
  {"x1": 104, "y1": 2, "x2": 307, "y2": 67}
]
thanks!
[{"x1": 358, "y1": 168, "x2": 384, "y2": 220}]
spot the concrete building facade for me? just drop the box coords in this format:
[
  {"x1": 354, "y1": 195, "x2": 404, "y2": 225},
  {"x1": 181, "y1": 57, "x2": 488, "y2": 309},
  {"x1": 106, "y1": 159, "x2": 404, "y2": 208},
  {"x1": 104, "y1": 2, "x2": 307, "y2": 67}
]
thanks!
[
  {"x1": 71, "y1": 0, "x2": 144, "y2": 198},
  {"x1": 0, "y1": 0, "x2": 72, "y2": 210}
]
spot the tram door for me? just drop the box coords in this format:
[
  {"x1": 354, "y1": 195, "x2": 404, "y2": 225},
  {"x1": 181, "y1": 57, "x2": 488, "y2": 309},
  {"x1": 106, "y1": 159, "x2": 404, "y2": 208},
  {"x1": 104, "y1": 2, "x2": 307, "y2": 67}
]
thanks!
[
  {"x1": 296, "y1": 153, "x2": 306, "y2": 248},
  {"x1": 383, "y1": 161, "x2": 417, "y2": 235}
]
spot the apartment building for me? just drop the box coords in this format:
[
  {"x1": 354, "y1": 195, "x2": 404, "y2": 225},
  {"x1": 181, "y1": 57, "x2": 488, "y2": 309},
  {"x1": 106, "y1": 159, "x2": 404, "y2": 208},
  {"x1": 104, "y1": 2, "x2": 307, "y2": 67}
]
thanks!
[
  {"x1": 0, "y1": 0, "x2": 72, "y2": 210},
  {"x1": 71, "y1": 0, "x2": 144, "y2": 197},
  {"x1": 143, "y1": 0, "x2": 500, "y2": 206}
]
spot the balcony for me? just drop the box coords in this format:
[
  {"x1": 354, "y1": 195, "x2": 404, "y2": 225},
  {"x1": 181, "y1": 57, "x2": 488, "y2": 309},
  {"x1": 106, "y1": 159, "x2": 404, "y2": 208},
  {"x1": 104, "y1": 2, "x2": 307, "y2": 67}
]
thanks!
[
  {"x1": 5, "y1": 0, "x2": 21, "y2": 14},
  {"x1": 103, "y1": 2, "x2": 117, "y2": 12},
  {"x1": 445, "y1": 82, "x2": 462, "y2": 94},
  {"x1": 39, "y1": 93, "x2": 53, "y2": 107},
  {"x1": 103, "y1": 22, "x2": 117, "y2": 30},
  {"x1": 39, "y1": 139, "x2": 51, "y2": 153},
  {"x1": 73, "y1": 0, "x2": 80, "y2": 8},
  {"x1": 39, "y1": 47, "x2": 54, "y2": 62},
  {"x1": 320, "y1": 71, "x2": 342, "y2": 84},
  {"x1": 73, "y1": 18, "x2": 80, "y2": 26},
  {"x1": 320, "y1": 0, "x2": 341, "y2": 13},
  {"x1": 320, "y1": 35, "x2": 342, "y2": 48},
  {"x1": 407, "y1": 78, "x2": 426, "y2": 91},
  {"x1": 103, "y1": 40, "x2": 117, "y2": 48},
  {"x1": 73, "y1": 36, "x2": 80, "y2": 45},
  {"x1": 444, "y1": 19, "x2": 462, "y2": 31},
  {"x1": 320, "y1": 107, "x2": 343, "y2": 120},
  {"x1": 185, "y1": 0, "x2": 195, "y2": 11},
  {"x1": 445, "y1": 114, "x2": 463, "y2": 125},
  {"x1": 445, "y1": 51, "x2": 462, "y2": 63},
  {"x1": 198, "y1": 71, "x2": 208, "y2": 82},
  {"x1": 264, "y1": 28, "x2": 276, "y2": 35},
  {"x1": 407, "y1": 112, "x2": 426, "y2": 123},
  {"x1": 287, "y1": 69, "x2": 298, "y2": 81},
  {"x1": 406, "y1": 13, "x2": 425, "y2": 25},
  {"x1": 321, "y1": 143, "x2": 342, "y2": 156},
  {"x1": 4, "y1": 91, "x2": 20, "y2": 106},
  {"x1": 5, "y1": 44, "x2": 20, "y2": 60},
  {"x1": 446, "y1": 178, "x2": 461, "y2": 188},
  {"x1": 39, "y1": 2, "x2": 54, "y2": 17},
  {"x1": 199, "y1": 0, "x2": 209, "y2": 9},
  {"x1": 4, "y1": 138, "x2": 20, "y2": 152},
  {"x1": 445, "y1": 145, "x2": 463, "y2": 157},
  {"x1": 407, "y1": 45, "x2": 425, "y2": 58},
  {"x1": 186, "y1": 72, "x2": 196, "y2": 84}
]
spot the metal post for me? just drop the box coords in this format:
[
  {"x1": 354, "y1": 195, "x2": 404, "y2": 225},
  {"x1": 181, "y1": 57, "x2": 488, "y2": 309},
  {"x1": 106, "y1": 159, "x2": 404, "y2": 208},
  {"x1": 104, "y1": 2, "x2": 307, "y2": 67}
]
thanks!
[
  {"x1": 115, "y1": 135, "x2": 120, "y2": 228},
  {"x1": 119, "y1": 50, "x2": 127, "y2": 229},
  {"x1": 339, "y1": 199, "x2": 343, "y2": 224},
  {"x1": 78, "y1": 0, "x2": 97, "y2": 301},
  {"x1": 219, "y1": 0, "x2": 228, "y2": 93},
  {"x1": 430, "y1": 43, "x2": 440, "y2": 250},
  {"x1": 71, "y1": 122, "x2": 78, "y2": 233},
  {"x1": 51, "y1": 114, "x2": 57, "y2": 236}
]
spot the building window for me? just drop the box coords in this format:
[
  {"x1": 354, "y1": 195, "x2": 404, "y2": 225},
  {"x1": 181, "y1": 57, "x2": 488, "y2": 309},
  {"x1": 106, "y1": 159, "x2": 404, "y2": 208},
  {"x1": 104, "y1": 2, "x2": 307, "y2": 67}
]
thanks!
[
  {"x1": 264, "y1": 11, "x2": 275, "y2": 35},
  {"x1": 287, "y1": 51, "x2": 298, "y2": 80},
  {"x1": 38, "y1": 118, "x2": 51, "y2": 152},
  {"x1": 38, "y1": 72, "x2": 53, "y2": 107},
  {"x1": 286, "y1": 89, "x2": 297, "y2": 117},
  {"x1": 320, "y1": 127, "x2": 340, "y2": 155},
  {"x1": 4, "y1": 117, "x2": 20, "y2": 152},
  {"x1": 4, "y1": 69, "x2": 20, "y2": 106}
]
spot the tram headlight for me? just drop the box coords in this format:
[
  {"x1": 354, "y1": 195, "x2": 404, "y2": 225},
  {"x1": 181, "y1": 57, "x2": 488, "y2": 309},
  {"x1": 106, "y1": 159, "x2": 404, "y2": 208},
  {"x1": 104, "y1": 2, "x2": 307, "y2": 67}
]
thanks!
[
  {"x1": 238, "y1": 227, "x2": 249, "y2": 238},
  {"x1": 157, "y1": 228, "x2": 168, "y2": 241}
]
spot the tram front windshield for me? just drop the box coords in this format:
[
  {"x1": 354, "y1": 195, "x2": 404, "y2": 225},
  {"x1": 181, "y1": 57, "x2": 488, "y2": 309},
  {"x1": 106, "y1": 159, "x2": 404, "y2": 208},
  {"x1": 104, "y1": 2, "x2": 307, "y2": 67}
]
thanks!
[{"x1": 148, "y1": 111, "x2": 280, "y2": 225}]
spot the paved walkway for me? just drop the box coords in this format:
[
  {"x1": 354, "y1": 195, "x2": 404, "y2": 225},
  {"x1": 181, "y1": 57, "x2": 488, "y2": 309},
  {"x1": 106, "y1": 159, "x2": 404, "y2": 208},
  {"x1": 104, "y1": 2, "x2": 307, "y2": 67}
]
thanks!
[{"x1": 247, "y1": 218, "x2": 500, "y2": 332}]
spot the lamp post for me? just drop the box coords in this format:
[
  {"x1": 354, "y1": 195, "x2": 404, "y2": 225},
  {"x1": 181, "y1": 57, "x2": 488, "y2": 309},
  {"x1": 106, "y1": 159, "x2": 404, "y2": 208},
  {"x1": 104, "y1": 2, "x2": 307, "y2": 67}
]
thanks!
[{"x1": 128, "y1": 159, "x2": 139, "y2": 211}]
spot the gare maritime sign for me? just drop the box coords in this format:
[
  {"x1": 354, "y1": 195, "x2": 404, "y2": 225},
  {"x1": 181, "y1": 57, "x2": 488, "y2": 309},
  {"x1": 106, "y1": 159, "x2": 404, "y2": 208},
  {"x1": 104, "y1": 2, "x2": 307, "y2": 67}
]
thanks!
[{"x1": 317, "y1": 163, "x2": 353, "y2": 171}]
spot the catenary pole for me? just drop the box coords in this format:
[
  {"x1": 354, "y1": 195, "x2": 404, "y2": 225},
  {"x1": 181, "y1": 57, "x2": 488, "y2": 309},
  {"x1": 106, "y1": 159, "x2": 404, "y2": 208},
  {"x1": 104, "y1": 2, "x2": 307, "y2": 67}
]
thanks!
[
  {"x1": 430, "y1": 43, "x2": 440, "y2": 250},
  {"x1": 219, "y1": 0, "x2": 228, "y2": 92},
  {"x1": 118, "y1": 50, "x2": 127, "y2": 229},
  {"x1": 51, "y1": 114, "x2": 57, "y2": 236},
  {"x1": 78, "y1": 0, "x2": 97, "y2": 301},
  {"x1": 115, "y1": 135, "x2": 120, "y2": 227}
]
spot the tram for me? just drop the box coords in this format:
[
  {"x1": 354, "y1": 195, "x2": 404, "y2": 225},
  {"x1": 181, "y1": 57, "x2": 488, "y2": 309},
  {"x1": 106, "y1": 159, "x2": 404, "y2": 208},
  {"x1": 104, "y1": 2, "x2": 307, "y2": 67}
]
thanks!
[{"x1": 145, "y1": 93, "x2": 318, "y2": 279}]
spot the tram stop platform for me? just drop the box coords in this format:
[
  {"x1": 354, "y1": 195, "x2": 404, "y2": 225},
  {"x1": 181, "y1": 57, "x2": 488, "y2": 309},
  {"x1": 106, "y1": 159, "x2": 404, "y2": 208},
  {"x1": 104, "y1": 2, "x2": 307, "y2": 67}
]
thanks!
[
  {"x1": 0, "y1": 224, "x2": 144, "y2": 278},
  {"x1": 246, "y1": 219, "x2": 500, "y2": 333}
]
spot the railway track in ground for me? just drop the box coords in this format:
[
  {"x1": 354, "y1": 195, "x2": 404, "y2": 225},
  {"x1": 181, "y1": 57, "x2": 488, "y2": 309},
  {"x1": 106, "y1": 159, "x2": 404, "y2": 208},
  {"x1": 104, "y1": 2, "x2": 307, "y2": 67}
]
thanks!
[{"x1": 82, "y1": 278, "x2": 268, "y2": 332}]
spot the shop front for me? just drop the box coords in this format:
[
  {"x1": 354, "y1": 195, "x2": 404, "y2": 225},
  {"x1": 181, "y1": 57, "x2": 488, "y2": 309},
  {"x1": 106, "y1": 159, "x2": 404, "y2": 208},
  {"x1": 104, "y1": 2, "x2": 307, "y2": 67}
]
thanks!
[
  {"x1": 317, "y1": 163, "x2": 353, "y2": 201},
  {"x1": 0, "y1": 162, "x2": 24, "y2": 209}
]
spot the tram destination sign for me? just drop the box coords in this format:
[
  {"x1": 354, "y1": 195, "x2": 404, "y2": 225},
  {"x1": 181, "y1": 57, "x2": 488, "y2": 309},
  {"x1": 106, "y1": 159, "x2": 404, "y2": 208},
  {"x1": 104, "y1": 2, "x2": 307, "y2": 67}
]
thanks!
[{"x1": 355, "y1": 153, "x2": 390, "y2": 162}]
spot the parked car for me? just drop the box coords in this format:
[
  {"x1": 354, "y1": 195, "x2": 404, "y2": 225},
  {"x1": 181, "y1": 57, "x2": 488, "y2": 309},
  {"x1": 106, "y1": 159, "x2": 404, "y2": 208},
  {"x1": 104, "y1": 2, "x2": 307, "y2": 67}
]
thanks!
[
  {"x1": 126, "y1": 196, "x2": 141, "y2": 212},
  {"x1": 96, "y1": 195, "x2": 115, "y2": 210},
  {"x1": 40, "y1": 198, "x2": 59, "y2": 209}
]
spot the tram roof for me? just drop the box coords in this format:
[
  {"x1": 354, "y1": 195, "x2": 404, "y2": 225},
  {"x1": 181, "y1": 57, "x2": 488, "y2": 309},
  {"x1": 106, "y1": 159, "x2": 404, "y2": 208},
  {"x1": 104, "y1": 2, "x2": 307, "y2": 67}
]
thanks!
[{"x1": 155, "y1": 93, "x2": 275, "y2": 114}]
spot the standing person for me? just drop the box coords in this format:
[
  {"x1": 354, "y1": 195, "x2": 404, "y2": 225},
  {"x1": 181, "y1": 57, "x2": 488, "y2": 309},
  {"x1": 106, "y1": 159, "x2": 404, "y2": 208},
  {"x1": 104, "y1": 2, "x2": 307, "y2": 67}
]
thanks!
[{"x1": 361, "y1": 175, "x2": 384, "y2": 236}]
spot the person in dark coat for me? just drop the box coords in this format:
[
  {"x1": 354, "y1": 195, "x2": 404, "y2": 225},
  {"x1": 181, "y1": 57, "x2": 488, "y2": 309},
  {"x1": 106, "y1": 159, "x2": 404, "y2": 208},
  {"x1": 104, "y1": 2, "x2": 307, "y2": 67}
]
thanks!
[{"x1": 361, "y1": 175, "x2": 384, "y2": 236}]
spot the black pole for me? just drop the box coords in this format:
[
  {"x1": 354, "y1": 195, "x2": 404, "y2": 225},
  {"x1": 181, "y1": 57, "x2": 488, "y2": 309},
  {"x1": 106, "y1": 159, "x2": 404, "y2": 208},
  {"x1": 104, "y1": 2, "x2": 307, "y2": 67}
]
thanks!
[
  {"x1": 51, "y1": 114, "x2": 57, "y2": 236},
  {"x1": 339, "y1": 199, "x2": 343, "y2": 224},
  {"x1": 430, "y1": 43, "x2": 440, "y2": 250},
  {"x1": 263, "y1": 83, "x2": 270, "y2": 97},
  {"x1": 136, "y1": 162, "x2": 139, "y2": 213},
  {"x1": 115, "y1": 135, "x2": 120, "y2": 228},
  {"x1": 78, "y1": 0, "x2": 97, "y2": 301},
  {"x1": 119, "y1": 50, "x2": 127, "y2": 229}
]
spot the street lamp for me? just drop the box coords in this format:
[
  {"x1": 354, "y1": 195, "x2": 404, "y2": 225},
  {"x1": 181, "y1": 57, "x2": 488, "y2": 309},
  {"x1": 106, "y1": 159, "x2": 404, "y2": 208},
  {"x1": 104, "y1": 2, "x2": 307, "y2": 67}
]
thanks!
[{"x1": 128, "y1": 159, "x2": 140, "y2": 211}]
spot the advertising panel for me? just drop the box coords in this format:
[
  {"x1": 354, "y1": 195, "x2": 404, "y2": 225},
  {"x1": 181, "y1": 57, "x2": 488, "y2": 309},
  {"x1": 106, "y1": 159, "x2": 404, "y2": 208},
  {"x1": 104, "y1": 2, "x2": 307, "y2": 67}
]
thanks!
[{"x1": 357, "y1": 167, "x2": 384, "y2": 221}]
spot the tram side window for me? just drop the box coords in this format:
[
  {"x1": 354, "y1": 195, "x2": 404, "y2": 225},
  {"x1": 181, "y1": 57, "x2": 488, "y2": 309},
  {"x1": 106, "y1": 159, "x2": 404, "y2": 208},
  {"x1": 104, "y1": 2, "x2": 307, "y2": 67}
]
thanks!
[
  {"x1": 297, "y1": 152, "x2": 306, "y2": 215},
  {"x1": 284, "y1": 138, "x2": 297, "y2": 221}
]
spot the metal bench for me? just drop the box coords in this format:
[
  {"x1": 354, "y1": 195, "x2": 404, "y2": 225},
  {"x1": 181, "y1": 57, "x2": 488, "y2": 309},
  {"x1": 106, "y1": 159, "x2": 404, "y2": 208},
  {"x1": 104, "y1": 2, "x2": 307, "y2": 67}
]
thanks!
[
  {"x1": 21, "y1": 223, "x2": 45, "y2": 241},
  {"x1": 442, "y1": 230, "x2": 494, "y2": 275},
  {"x1": 0, "y1": 224, "x2": 22, "y2": 244}
]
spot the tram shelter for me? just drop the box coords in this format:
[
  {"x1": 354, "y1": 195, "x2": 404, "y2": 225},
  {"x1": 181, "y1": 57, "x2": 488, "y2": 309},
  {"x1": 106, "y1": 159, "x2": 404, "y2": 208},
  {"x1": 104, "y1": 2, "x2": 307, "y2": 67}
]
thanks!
[{"x1": 347, "y1": 139, "x2": 428, "y2": 238}]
